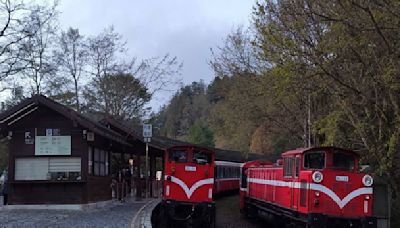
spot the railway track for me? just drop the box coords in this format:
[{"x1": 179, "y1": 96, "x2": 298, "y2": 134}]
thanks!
[{"x1": 215, "y1": 194, "x2": 265, "y2": 228}]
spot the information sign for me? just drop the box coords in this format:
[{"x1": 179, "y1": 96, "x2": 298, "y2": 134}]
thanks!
[
  {"x1": 35, "y1": 136, "x2": 71, "y2": 156},
  {"x1": 143, "y1": 124, "x2": 152, "y2": 138}
]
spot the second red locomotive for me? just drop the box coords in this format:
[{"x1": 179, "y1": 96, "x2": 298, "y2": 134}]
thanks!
[{"x1": 240, "y1": 147, "x2": 376, "y2": 228}]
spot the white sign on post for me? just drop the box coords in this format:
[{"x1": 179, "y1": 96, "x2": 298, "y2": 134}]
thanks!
[{"x1": 143, "y1": 124, "x2": 152, "y2": 138}]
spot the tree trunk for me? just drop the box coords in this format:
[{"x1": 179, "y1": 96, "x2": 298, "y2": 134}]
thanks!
[{"x1": 74, "y1": 79, "x2": 80, "y2": 112}]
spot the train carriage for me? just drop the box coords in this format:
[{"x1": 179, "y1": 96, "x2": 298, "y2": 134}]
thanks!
[
  {"x1": 214, "y1": 161, "x2": 242, "y2": 195},
  {"x1": 240, "y1": 147, "x2": 377, "y2": 228}
]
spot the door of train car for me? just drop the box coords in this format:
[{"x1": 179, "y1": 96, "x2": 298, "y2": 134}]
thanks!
[
  {"x1": 291, "y1": 155, "x2": 301, "y2": 210},
  {"x1": 283, "y1": 156, "x2": 294, "y2": 209},
  {"x1": 284, "y1": 155, "x2": 301, "y2": 210}
]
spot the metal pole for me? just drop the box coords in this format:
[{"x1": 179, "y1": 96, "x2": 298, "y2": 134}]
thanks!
[{"x1": 145, "y1": 142, "x2": 149, "y2": 198}]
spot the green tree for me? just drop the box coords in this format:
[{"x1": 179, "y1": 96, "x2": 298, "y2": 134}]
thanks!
[
  {"x1": 18, "y1": 3, "x2": 58, "y2": 94},
  {"x1": 157, "y1": 81, "x2": 210, "y2": 139},
  {"x1": 187, "y1": 120, "x2": 215, "y2": 147},
  {"x1": 83, "y1": 73, "x2": 151, "y2": 120},
  {"x1": 53, "y1": 27, "x2": 88, "y2": 112},
  {"x1": 0, "y1": 0, "x2": 58, "y2": 85},
  {"x1": 252, "y1": 1, "x2": 400, "y2": 225}
]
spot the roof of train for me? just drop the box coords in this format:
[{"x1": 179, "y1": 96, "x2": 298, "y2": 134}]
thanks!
[
  {"x1": 281, "y1": 146, "x2": 359, "y2": 156},
  {"x1": 215, "y1": 160, "x2": 243, "y2": 166}
]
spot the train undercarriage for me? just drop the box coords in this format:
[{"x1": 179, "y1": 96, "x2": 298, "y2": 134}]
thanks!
[
  {"x1": 156, "y1": 200, "x2": 216, "y2": 228},
  {"x1": 242, "y1": 197, "x2": 376, "y2": 228}
]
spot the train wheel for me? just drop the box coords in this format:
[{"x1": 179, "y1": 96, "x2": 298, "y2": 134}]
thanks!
[{"x1": 159, "y1": 206, "x2": 170, "y2": 228}]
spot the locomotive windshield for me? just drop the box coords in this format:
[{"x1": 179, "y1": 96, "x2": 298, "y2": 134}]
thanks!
[
  {"x1": 169, "y1": 149, "x2": 188, "y2": 163},
  {"x1": 332, "y1": 151, "x2": 355, "y2": 171},
  {"x1": 304, "y1": 152, "x2": 325, "y2": 169},
  {"x1": 193, "y1": 150, "x2": 212, "y2": 165}
]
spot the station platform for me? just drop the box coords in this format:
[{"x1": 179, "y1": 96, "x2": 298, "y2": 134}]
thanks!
[{"x1": 131, "y1": 199, "x2": 160, "y2": 228}]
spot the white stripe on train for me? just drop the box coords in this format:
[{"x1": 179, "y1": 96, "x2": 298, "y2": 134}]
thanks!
[
  {"x1": 246, "y1": 178, "x2": 372, "y2": 209},
  {"x1": 165, "y1": 175, "x2": 214, "y2": 199}
]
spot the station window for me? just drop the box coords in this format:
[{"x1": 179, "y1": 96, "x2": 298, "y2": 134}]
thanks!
[
  {"x1": 169, "y1": 150, "x2": 187, "y2": 163},
  {"x1": 93, "y1": 148, "x2": 108, "y2": 176},
  {"x1": 94, "y1": 148, "x2": 100, "y2": 176},
  {"x1": 88, "y1": 146, "x2": 93, "y2": 175},
  {"x1": 15, "y1": 157, "x2": 81, "y2": 181}
]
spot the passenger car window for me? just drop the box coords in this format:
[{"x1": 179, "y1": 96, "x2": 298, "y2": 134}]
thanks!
[
  {"x1": 193, "y1": 150, "x2": 212, "y2": 165},
  {"x1": 303, "y1": 152, "x2": 325, "y2": 169},
  {"x1": 169, "y1": 150, "x2": 187, "y2": 163},
  {"x1": 332, "y1": 152, "x2": 355, "y2": 171}
]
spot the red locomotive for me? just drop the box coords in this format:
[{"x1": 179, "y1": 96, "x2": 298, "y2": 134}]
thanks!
[
  {"x1": 161, "y1": 145, "x2": 216, "y2": 227},
  {"x1": 240, "y1": 147, "x2": 376, "y2": 228}
]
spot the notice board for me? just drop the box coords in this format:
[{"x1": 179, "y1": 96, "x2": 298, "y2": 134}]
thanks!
[{"x1": 35, "y1": 136, "x2": 71, "y2": 156}]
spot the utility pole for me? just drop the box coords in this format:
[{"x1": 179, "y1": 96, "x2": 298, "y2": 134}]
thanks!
[
  {"x1": 308, "y1": 94, "x2": 311, "y2": 147},
  {"x1": 143, "y1": 123, "x2": 152, "y2": 198},
  {"x1": 145, "y1": 142, "x2": 149, "y2": 198}
]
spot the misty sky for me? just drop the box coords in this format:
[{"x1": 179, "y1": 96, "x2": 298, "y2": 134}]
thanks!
[{"x1": 58, "y1": 0, "x2": 255, "y2": 110}]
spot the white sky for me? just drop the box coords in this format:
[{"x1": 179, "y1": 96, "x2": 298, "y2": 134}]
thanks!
[
  {"x1": 0, "y1": 0, "x2": 256, "y2": 111},
  {"x1": 59, "y1": 0, "x2": 255, "y2": 110}
]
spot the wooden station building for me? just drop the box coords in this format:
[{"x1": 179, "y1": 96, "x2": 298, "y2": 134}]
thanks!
[
  {"x1": 0, "y1": 95, "x2": 138, "y2": 204},
  {"x1": 0, "y1": 95, "x2": 266, "y2": 205}
]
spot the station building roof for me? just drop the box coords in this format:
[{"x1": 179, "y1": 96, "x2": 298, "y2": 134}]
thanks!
[
  {"x1": 0, "y1": 95, "x2": 269, "y2": 162},
  {"x1": 0, "y1": 94, "x2": 131, "y2": 147},
  {"x1": 101, "y1": 117, "x2": 268, "y2": 163}
]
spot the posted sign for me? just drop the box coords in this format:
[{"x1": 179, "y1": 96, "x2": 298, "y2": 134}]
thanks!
[
  {"x1": 143, "y1": 124, "x2": 152, "y2": 138},
  {"x1": 35, "y1": 136, "x2": 71, "y2": 156}
]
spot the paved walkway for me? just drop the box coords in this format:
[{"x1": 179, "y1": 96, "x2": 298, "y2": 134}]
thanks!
[
  {"x1": 0, "y1": 199, "x2": 150, "y2": 228},
  {"x1": 131, "y1": 199, "x2": 160, "y2": 228}
]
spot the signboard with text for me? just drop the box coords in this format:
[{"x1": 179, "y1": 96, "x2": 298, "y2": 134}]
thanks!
[
  {"x1": 35, "y1": 136, "x2": 71, "y2": 156},
  {"x1": 143, "y1": 124, "x2": 152, "y2": 138}
]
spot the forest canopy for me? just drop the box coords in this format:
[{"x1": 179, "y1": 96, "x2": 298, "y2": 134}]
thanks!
[{"x1": 154, "y1": 1, "x2": 400, "y2": 224}]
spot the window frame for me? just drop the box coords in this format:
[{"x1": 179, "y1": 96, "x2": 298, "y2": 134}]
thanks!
[
  {"x1": 283, "y1": 157, "x2": 294, "y2": 178},
  {"x1": 88, "y1": 146, "x2": 93, "y2": 175},
  {"x1": 193, "y1": 150, "x2": 212, "y2": 165},
  {"x1": 303, "y1": 151, "x2": 326, "y2": 170},
  {"x1": 168, "y1": 149, "x2": 188, "y2": 163},
  {"x1": 331, "y1": 151, "x2": 355, "y2": 171},
  {"x1": 92, "y1": 148, "x2": 108, "y2": 177},
  {"x1": 295, "y1": 156, "x2": 300, "y2": 177}
]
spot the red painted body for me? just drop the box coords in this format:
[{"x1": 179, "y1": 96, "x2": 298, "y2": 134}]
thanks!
[
  {"x1": 163, "y1": 145, "x2": 215, "y2": 203},
  {"x1": 239, "y1": 160, "x2": 273, "y2": 210},
  {"x1": 240, "y1": 147, "x2": 375, "y2": 226}
]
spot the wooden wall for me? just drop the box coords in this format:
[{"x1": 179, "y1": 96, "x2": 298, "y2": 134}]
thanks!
[{"x1": 7, "y1": 105, "x2": 114, "y2": 204}]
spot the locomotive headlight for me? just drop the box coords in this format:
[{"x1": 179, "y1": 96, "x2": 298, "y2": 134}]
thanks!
[
  {"x1": 362, "y1": 175, "x2": 373, "y2": 187},
  {"x1": 312, "y1": 171, "x2": 323, "y2": 183}
]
